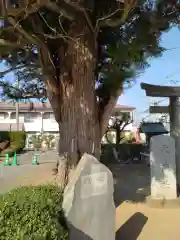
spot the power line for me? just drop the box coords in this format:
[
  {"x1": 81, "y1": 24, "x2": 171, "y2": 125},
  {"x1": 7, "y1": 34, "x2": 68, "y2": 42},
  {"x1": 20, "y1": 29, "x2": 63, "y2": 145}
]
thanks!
[
  {"x1": 164, "y1": 46, "x2": 180, "y2": 52},
  {"x1": 138, "y1": 68, "x2": 180, "y2": 114},
  {"x1": 123, "y1": 51, "x2": 180, "y2": 94},
  {"x1": 140, "y1": 67, "x2": 180, "y2": 120},
  {"x1": 141, "y1": 99, "x2": 167, "y2": 121},
  {"x1": 164, "y1": 68, "x2": 180, "y2": 82}
]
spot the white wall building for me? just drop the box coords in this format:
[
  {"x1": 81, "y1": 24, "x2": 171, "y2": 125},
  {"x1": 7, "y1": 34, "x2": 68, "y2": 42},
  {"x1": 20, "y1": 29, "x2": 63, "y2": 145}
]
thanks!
[
  {"x1": 0, "y1": 102, "x2": 136, "y2": 147},
  {"x1": 110, "y1": 104, "x2": 136, "y2": 131}
]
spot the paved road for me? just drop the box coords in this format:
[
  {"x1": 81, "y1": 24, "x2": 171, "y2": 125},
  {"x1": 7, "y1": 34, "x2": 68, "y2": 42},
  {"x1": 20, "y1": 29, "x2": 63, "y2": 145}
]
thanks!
[
  {"x1": 0, "y1": 150, "x2": 59, "y2": 194},
  {"x1": 6, "y1": 150, "x2": 59, "y2": 165}
]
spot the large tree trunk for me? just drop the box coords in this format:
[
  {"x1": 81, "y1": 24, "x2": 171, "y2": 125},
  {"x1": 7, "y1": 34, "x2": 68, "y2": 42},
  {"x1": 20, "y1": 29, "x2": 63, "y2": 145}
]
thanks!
[
  {"x1": 39, "y1": 13, "x2": 119, "y2": 187},
  {"x1": 49, "y1": 18, "x2": 101, "y2": 187}
]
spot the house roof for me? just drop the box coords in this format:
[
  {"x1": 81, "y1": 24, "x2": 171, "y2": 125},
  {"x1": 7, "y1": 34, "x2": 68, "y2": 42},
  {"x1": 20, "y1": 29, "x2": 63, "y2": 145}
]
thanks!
[
  {"x1": 114, "y1": 104, "x2": 136, "y2": 111},
  {"x1": 0, "y1": 102, "x2": 51, "y2": 112},
  {"x1": 0, "y1": 123, "x2": 24, "y2": 131},
  {"x1": 0, "y1": 102, "x2": 136, "y2": 112},
  {"x1": 139, "y1": 122, "x2": 169, "y2": 134}
]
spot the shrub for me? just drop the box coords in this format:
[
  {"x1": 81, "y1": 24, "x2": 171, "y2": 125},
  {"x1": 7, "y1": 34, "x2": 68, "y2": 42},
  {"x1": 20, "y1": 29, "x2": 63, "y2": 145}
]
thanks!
[
  {"x1": 119, "y1": 132, "x2": 136, "y2": 144},
  {"x1": 9, "y1": 131, "x2": 26, "y2": 143},
  {"x1": 101, "y1": 143, "x2": 143, "y2": 164},
  {"x1": 42, "y1": 134, "x2": 56, "y2": 150},
  {"x1": 0, "y1": 185, "x2": 68, "y2": 240},
  {"x1": 29, "y1": 134, "x2": 43, "y2": 151},
  {"x1": 29, "y1": 134, "x2": 56, "y2": 150},
  {"x1": 0, "y1": 131, "x2": 26, "y2": 156},
  {"x1": 0, "y1": 132, "x2": 9, "y2": 142}
]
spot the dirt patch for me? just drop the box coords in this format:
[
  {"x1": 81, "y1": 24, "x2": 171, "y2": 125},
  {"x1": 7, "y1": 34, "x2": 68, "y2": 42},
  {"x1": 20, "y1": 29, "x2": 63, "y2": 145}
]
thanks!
[
  {"x1": 108, "y1": 164, "x2": 151, "y2": 206},
  {"x1": 111, "y1": 163, "x2": 180, "y2": 239}
]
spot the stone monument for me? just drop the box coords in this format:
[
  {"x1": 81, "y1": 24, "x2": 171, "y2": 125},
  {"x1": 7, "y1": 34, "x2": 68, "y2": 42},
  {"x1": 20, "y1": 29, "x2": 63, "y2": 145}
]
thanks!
[
  {"x1": 150, "y1": 135, "x2": 177, "y2": 200},
  {"x1": 63, "y1": 153, "x2": 116, "y2": 240},
  {"x1": 141, "y1": 83, "x2": 180, "y2": 188}
]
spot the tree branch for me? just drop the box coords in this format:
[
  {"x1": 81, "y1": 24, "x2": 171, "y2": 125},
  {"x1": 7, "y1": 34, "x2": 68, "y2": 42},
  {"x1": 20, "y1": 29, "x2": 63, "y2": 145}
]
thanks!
[
  {"x1": 96, "y1": 8, "x2": 123, "y2": 30},
  {"x1": 0, "y1": 81, "x2": 46, "y2": 99},
  {"x1": 4, "y1": 15, "x2": 55, "y2": 76},
  {"x1": 4, "y1": 0, "x2": 47, "y2": 18},
  {"x1": 0, "y1": 38, "x2": 23, "y2": 47},
  {"x1": 104, "y1": 129, "x2": 115, "y2": 144},
  {"x1": 2, "y1": 0, "x2": 78, "y2": 21},
  {"x1": 8, "y1": 17, "x2": 39, "y2": 44},
  {"x1": 0, "y1": 64, "x2": 39, "y2": 77},
  {"x1": 64, "y1": 1, "x2": 95, "y2": 32},
  {"x1": 37, "y1": 10, "x2": 76, "y2": 43},
  {"x1": 96, "y1": 0, "x2": 137, "y2": 29},
  {"x1": 2, "y1": 0, "x2": 95, "y2": 33},
  {"x1": 46, "y1": 1, "x2": 75, "y2": 20},
  {"x1": 6, "y1": 91, "x2": 46, "y2": 99},
  {"x1": 105, "y1": 115, "x2": 132, "y2": 144},
  {"x1": 120, "y1": 119, "x2": 132, "y2": 132},
  {"x1": 99, "y1": 88, "x2": 123, "y2": 137},
  {"x1": 47, "y1": 1, "x2": 95, "y2": 32}
]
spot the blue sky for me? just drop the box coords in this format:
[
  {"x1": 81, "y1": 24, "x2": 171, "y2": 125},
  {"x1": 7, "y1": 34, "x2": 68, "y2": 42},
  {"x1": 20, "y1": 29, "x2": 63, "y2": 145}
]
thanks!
[{"x1": 118, "y1": 26, "x2": 180, "y2": 121}]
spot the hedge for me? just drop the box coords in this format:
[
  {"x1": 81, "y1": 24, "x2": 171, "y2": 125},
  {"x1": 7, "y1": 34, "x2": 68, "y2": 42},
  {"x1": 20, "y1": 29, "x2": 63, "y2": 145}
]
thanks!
[
  {"x1": 0, "y1": 131, "x2": 26, "y2": 157},
  {"x1": 101, "y1": 143, "x2": 143, "y2": 164},
  {"x1": 0, "y1": 185, "x2": 68, "y2": 240}
]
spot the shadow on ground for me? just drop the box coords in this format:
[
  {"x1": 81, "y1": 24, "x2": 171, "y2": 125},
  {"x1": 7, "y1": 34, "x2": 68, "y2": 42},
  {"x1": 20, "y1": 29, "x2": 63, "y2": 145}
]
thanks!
[
  {"x1": 116, "y1": 212, "x2": 148, "y2": 240},
  {"x1": 108, "y1": 163, "x2": 151, "y2": 206}
]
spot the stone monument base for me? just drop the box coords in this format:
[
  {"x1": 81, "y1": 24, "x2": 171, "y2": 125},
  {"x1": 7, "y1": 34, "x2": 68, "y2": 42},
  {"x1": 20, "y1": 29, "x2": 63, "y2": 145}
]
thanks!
[{"x1": 146, "y1": 196, "x2": 180, "y2": 209}]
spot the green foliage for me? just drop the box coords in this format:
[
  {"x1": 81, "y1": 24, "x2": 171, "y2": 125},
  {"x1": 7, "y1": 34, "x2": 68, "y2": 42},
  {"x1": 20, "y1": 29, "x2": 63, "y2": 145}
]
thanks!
[
  {"x1": 29, "y1": 134, "x2": 56, "y2": 150},
  {"x1": 101, "y1": 143, "x2": 143, "y2": 163},
  {"x1": 0, "y1": 131, "x2": 26, "y2": 156},
  {"x1": 0, "y1": 1, "x2": 179, "y2": 103},
  {"x1": 105, "y1": 111, "x2": 133, "y2": 145},
  {"x1": 120, "y1": 132, "x2": 136, "y2": 144},
  {"x1": 0, "y1": 185, "x2": 68, "y2": 240},
  {"x1": 9, "y1": 131, "x2": 26, "y2": 143},
  {"x1": 104, "y1": 130, "x2": 115, "y2": 144},
  {"x1": 29, "y1": 134, "x2": 43, "y2": 151},
  {"x1": 42, "y1": 134, "x2": 56, "y2": 150}
]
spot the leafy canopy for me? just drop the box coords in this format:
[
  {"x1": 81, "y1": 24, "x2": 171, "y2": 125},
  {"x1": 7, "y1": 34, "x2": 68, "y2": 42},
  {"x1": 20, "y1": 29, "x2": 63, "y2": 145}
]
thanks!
[{"x1": 0, "y1": 1, "x2": 179, "y2": 104}]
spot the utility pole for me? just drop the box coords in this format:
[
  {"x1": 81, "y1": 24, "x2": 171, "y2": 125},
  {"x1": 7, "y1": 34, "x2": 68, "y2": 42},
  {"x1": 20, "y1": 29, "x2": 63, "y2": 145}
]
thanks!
[
  {"x1": 15, "y1": 100, "x2": 19, "y2": 131},
  {"x1": 15, "y1": 73, "x2": 20, "y2": 131}
]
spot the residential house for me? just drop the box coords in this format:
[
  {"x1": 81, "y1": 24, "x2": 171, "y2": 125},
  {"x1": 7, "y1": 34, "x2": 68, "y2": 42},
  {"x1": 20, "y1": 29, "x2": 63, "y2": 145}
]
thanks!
[
  {"x1": 102, "y1": 104, "x2": 136, "y2": 143},
  {"x1": 0, "y1": 102, "x2": 136, "y2": 148},
  {"x1": 111, "y1": 104, "x2": 136, "y2": 130}
]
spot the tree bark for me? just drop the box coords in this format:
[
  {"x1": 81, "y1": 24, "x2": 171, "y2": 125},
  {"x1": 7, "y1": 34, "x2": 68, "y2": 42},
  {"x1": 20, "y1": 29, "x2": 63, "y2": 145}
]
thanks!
[
  {"x1": 48, "y1": 17, "x2": 101, "y2": 186},
  {"x1": 39, "y1": 13, "x2": 121, "y2": 187},
  {"x1": 100, "y1": 88, "x2": 123, "y2": 137}
]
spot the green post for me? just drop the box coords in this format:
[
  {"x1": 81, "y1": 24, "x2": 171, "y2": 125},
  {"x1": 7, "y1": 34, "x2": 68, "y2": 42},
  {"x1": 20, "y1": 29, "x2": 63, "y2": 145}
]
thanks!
[
  {"x1": 4, "y1": 153, "x2": 10, "y2": 166},
  {"x1": 12, "y1": 152, "x2": 18, "y2": 166},
  {"x1": 32, "y1": 152, "x2": 39, "y2": 165}
]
